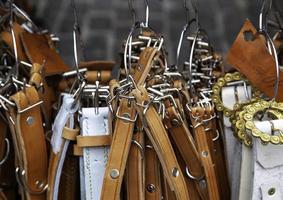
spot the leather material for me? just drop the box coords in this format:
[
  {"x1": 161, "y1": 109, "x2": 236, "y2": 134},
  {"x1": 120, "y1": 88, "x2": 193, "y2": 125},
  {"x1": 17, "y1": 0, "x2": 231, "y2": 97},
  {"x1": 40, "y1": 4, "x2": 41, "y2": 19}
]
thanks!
[
  {"x1": 8, "y1": 87, "x2": 48, "y2": 200},
  {"x1": 251, "y1": 120, "x2": 283, "y2": 200},
  {"x1": 221, "y1": 85, "x2": 252, "y2": 200},
  {"x1": 190, "y1": 107, "x2": 220, "y2": 200},
  {"x1": 133, "y1": 87, "x2": 190, "y2": 200},
  {"x1": 48, "y1": 94, "x2": 79, "y2": 200},
  {"x1": 144, "y1": 138, "x2": 162, "y2": 200},
  {"x1": 163, "y1": 105, "x2": 208, "y2": 199},
  {"x1": 80, "y1": 107, "x2": 110, "y2": 200},
  {"x1": 1, "y1": 22, "x2": 29, "y2": 62},
  {"x1": 125, "y1": 119, "x2": 145, "y2": 200},
  {"x1": 227, "y1": 19, "x2": 283, "y2": 101},
  {"x1": 101, "y1": 98, "x2": 136, "y2": 200},
  {"x1": 21, "y1": 32, "x2": 69, "y2": 76}
]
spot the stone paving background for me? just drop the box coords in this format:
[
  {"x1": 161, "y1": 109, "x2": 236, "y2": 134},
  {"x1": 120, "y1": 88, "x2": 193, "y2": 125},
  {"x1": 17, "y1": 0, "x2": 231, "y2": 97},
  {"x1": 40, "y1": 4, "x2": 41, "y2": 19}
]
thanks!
[{"x1": 29, "y1": 0, "x2": 282, "y2": 67}]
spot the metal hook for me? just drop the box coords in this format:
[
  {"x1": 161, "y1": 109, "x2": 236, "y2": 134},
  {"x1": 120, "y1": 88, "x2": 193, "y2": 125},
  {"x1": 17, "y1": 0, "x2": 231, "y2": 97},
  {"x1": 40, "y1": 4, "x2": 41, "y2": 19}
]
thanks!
[
  {"x1": 71, "y1": 0, "x2": 85, "y2": 83},
  {"x1": 259, "y1": 0, "x2": 272, "y2": 32},
  {"x1": 15, "y1": 167, "x2": 48, "y2": 194},
  {"x1": 144, "y1": 0, "x2": 149, "y2": 27},
  {"x1": 9, "y1": 0, "x2": 19, "y2": 80},
  {"x1": 0, "y1": 138, "x2": 10, "y2": 166}
]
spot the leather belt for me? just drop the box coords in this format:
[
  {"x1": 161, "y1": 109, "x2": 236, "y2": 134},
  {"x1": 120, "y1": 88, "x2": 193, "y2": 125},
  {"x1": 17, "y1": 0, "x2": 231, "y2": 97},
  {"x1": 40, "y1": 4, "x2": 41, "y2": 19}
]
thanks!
[
  {"x1": 48, "y1": 94, "x2": 79, "y2": 200},
  {"x1": 7, "y1": 87, "x2": 48, "y2": 200},
  {"x1": 79, "y1": 107, "x2": 110, "y2": 200},
  {"x1": 163, "y1": 104, "x2": 208, "y2": 199},
  {"x1": 133, "y1": 86, "x2": 190, "y2": 200},
  {"x1": 144, "y1": 137, "x2": 162, "y2": 200},
  {"x1": 190, "y1": 106, "x2": 220, "y2": 200},
  {"x1": 125, "y1": 119, "x2": 145, "y2": 200},
  {"x1": 101, "y1": 98, "x2": 136, "y2": 200}
]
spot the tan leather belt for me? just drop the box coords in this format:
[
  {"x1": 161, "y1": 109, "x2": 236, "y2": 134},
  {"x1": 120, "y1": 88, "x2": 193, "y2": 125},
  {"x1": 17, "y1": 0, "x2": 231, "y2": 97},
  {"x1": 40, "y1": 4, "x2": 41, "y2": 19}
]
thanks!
[
  {"x1": 125, "y1": 119, "x2": 145, "y2": 200},
  {"x1": 7, "y1": 87, "x2": 48, "y2": 200},
  {"x1": 133, "y1": 86, "x2": 190, "y2": 200},
  {"x1": 190, "y1": 106, "x2": 220, "y2": 200},
  {"x1": 144, "y1": 137, "x2": 162, "y2": 200},
  {"x1": 163, "y1": 104, "x2": 209, "y2": 199},
  {"x1": 101, "y1": 98, "x2": 136, "y2": 200}
]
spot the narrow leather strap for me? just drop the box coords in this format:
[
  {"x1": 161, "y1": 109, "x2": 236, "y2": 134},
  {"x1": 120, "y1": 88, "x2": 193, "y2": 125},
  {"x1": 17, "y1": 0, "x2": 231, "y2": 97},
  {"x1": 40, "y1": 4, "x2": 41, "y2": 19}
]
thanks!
[
  {"x1": 144, "y1": 138, "x2": 162, "y2": 200},
  {"x1": 101, "y1": 99, "x2": 136, "y2": 200},
  {"x1": 133, "y1": 87, "x2": 190, "y2": 200},
  {"x1": 9, "y1": 87, "x2": 48, "y2": 200},
  {"x1": 76, "y1": 135, "x2": 112, "y2": 147},
  {"x1": 125, "y1": 119, "x2": 145, "y2": 200},
  {"x1": 191, "y1": 107, "x2": 220, "y2": 200},
  {"x1": 208, "y1": 108, "x2": 230, "y2": 200},
  {"x1": 164, "y1": 105, "x2": 208, "y2": 199}
]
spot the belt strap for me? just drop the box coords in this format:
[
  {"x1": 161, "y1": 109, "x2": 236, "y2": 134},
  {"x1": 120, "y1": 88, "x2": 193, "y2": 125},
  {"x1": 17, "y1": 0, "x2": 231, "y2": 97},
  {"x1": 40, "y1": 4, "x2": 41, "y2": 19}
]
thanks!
[
  {"x1": 125, "y1": 119, "x2": 145, "y2": 200},
  {"x1": 48, "y1": 94, "x2": 79, "y2": 200},
  {"x1": 251, "y1": 120, "x2": 283, "y2": 200},
  {"x1": 79, "y1": 107, "x2": 110, "y2": 200},
  {"x1": 164, "y1": 105, "x2": 208, "y2": 199},
  {"x1": 133, "y1": 87, "x2": 190, "y2": 200},
  {"x1": 8, "y1": 87, "x2": 48, "y2": 200},
  {"x1": 144, "y1": 138, "x2": 162, "y2": 200},
  {"x1": 101, "y1": 98, "x2": 136, "y2": 200},
  {"x1": 190, "y1": 107, "x2": 220, "y2": 200}
]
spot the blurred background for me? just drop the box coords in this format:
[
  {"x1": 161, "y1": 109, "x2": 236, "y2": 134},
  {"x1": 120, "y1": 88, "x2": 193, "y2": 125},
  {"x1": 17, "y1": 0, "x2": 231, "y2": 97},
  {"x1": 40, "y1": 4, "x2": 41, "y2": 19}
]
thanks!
[{"x1": 16, "y1": 0, "x2": 283, "y2": 66}]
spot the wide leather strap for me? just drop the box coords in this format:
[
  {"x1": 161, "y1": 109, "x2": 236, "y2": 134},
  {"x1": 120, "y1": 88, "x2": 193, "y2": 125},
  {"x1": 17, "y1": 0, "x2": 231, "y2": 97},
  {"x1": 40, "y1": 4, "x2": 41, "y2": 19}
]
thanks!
[
  {"x1": 21, "y1": 32, "x2": 69, "y2": 76},
  {"x1": 163, "y1": 105, "x2": 208, "y2": 199},
  {"x1": 125, "y1": 119, "x2": 145, "y2": 200},
  {"x1": 8, "y1": 87, "x2": 48, "y2": 200},
  {"x1": 144, "y1": 137, "x2": 162, "y2": 200},
  {"x1": 221, "y1": 85, "x2": 252, "y2": 200},
  {"x1": 133, "y1": 86, "x2": 190, "y2": 200},
  {"x1": 101, "y1": 98, "x2": 136, "y2": 200},
  {"x1": 47, "y1": 94, "x2": 79, "y2": 200},
  {"x1": 251, "y1": 120, "x2": 283, "y2": 200},
  {"x1": 79, "y1": 107, "x2": 110, "y2": 200},
  {"x1": 190, "y1": 106, "x2": 220, "y2": 200}
]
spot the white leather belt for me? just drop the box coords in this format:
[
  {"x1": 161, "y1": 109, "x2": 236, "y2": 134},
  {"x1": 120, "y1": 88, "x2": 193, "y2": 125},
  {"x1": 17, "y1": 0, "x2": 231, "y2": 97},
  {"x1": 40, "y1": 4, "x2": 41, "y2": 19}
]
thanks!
[
  {"x1": 80, "y1": 107, "x2": 110, "y2": 200},
  {"x1": 221, "y1": 85, "x2": 252, "y2": 200},
  {"x1": 50, "y1": 94, "x2": 79, "y2": 200},
  {"x1": 252, "y1": 120, "x2": 283, "y2": 200}
]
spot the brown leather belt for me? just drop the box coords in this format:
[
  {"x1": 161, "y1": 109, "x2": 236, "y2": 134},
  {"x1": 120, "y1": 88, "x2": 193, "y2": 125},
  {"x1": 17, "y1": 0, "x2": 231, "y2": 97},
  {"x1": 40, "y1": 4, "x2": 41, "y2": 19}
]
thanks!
[
  {"x1": 144, "y1": 137, "x2": 162, "y2": 200},
  {"x1": 164, "y1": 104, "x2": 209, "y2": 199},
  {"x1": 190, "y1": 106, "x2": 220, "y2": 200},
  {"x1": 125, "y1": 119, "x2": 145, "y2": 200},
  {"x1": 7, "y1": 87, "x2": 48, "y2": 200},
  {"x1": 101, "y1": 98, "x2": 136, "y2": 200},
  {"x1": 133, "y1": 86, "x2": 190, "y2": 200}
]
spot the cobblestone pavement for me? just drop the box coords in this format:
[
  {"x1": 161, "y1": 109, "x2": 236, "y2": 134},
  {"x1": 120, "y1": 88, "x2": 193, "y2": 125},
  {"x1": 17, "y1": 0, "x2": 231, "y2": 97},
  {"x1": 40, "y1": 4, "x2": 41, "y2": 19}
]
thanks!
[{"x1": 31, "y1": 0, "x2": 264, "y2": 66}]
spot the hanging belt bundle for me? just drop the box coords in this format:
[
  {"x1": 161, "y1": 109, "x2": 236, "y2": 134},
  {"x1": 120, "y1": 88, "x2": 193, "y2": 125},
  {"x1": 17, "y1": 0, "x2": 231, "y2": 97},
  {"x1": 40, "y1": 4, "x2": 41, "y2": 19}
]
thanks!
[{"x1": 2, "y1": 1, "x2": 283, "y2": 200}]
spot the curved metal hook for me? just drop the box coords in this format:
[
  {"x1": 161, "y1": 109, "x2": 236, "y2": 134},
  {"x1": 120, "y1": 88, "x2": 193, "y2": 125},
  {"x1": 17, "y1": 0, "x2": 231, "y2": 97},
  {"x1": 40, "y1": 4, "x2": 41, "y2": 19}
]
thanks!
[
  {"x1": 259, "y1": 0, "x2": 272, "y2": 32},
  {"x1": 15, "y1": 167, "x2": 48, "y2": 194},
  {"x1": 0, "y1": 138, "x2": 10, "y2": 166},
  {"x1": 264, "y1": 31, "x2": 279, "y2": 100},
  {"x1": 144, "y1": 0, "x2": 149, "y2": 27},
  {"x1": 71, "y1": 0, "x2": 85, "y2": 83}
]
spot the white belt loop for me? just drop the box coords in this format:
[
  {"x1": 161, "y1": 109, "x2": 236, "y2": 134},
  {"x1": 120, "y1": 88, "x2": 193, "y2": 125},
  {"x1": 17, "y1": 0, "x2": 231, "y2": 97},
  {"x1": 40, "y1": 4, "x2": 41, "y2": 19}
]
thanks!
[{"x1": 80, "y1": 107, "x2": 110, "y2": 200}]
